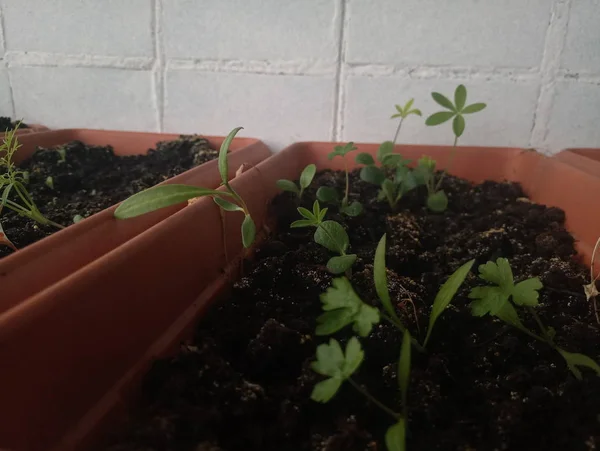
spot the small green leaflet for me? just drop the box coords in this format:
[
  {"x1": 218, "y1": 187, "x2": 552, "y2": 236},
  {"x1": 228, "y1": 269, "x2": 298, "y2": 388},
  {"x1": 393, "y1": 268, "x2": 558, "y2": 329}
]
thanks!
[
  {"x1": 114, "y1": 184, "x2": 230, "y2": 219},
  {"x1": 316, "y1": 186, "x2": 339, "y2": 204},
  {"x1": 311, "y1": 337, "x2": 364, "y2": 403},
  {"x1": 374, "y1": 234, "x2": 404, "y2": 329},
  {"x1": 276, "y1": 179, "x2": 299, "y2": 193},
  {"x1": 340, "y1": 201, "x2": 363, "y2": 217},
  {"x1": 355, "y1": 152, "x2": 375, "y2": 166},
  {"x1": 512, "y1": 277, "x2": 543, "y2": 306},
  {"x1": 426, "y1": 191, "x2": 448, "y2": 212},
  {"x1": 479, "y1": 258, "x2": 514, "y2": 289},
  {"x1": 218, "y1": 127, "x2": 243, "y2": 186},
  {"x1": 558, "y1": 348, "x2": 600, "y2": 380},
  {"x1": 469, "y1": 286, "x2": 510, "y2": 317},
  {"x1": 385, "y1": 419, "x2": 407, "y2": 451},
  {"x1": 360, "y1": 166, "x2": 386, "y2": 185},
  {"x1": 241, "y1": 214, "x2": 256, "y2": 248},
  {"x1": 425, "y1": 111, "x2": 454, "y2": 126},
  {"x1": 213, "y1": 196, "x2": 243, "y2": 212},
  {"x1": 423, "y1": 259, "x2": 475, "y2": 347},
  {"x1": 377, "y1": 141, "x2": 395, "y2": 161},
  {"x1": 327, "y1": 254, "x2": 357, "y2": 274},
  {"x1": 314, "y1": 221, "x2": 349, "y2": 254},
  {"x1": 316, "y1": 277, "x2": 380, "y2": 337},
  {"x1": 328, "y1": 142, "x2": 357, "y2": 160},
  {"x1": 299, "y1": 164, "x2": 316, "y2": 189}
]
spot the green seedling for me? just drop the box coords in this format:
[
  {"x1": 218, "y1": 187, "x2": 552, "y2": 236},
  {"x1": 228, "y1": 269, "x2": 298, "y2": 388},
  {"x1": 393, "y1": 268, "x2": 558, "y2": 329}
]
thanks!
[
  {"x1": 0, "y1": 125, "x2": 64, "y2": 231},
  {"x1": 390, "y1": 98, "x2": 422, "y2": 144},
  {"x1": 583, "y1": 237, "x2": 600, "y2": 324},
  {"x1": 55, "y1": 146, "x2": 66, "y2": 163},
  {"x1": 412, "y1": 156, "x2": 447, "y2": 212},
  {"x1": 276, "y1": 163, "x2": 316, "y2": 199},
  {"x1": 73, "y1": 214, "x2": 84, "y2": 224},
  {"x1": 317, "y1": 142, "x2": 363, "y2": 217},
  {"x1": 290, "y1": 199, "x2": 328, "y2": 228},
  {"x1": 45, "y1": 176, "x2": 54, "y2": 190},
  {"x1": 421, "y1": 85, "x2": 486, "y2": 212},
  {"x1": 114, "y1": 127, "x2": 256, "y2": 248},
  {"x1": 356, "y1": 141, "x2": 417, "y2": 210},
  {"x1": 469, "y1": 258, "x2": 600, "y2": 379}
]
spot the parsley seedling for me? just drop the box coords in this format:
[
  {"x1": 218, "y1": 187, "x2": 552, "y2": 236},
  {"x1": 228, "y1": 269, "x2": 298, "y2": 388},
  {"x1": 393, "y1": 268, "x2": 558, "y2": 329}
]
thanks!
[
  {"x1": 115, "y1": 127, "x2": 257, "y2": 248},
  {"x1": 0, "y1": 125, "x2": 65, "y2": 242},
  {"x1": 276, "y1": 164, "x2": 316, "y2": 199},
  {"x1": 317, "y1": 142, "x2": 363, "y2": 217},
  {"x1": 422, "y1": 85, "x2": 486, "y2": 212},
  {"x1": 469, "y1": 258, "x2": 600, "y2": 379}
]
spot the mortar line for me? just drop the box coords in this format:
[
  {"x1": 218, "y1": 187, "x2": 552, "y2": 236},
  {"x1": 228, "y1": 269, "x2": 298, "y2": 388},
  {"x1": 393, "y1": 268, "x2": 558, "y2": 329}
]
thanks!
[
  {"x1": 152, "y1": 0, "x2": 165, "y2": 132},
  {"x1": 529, "y1": 0, "x2": 572, "y2": 152},
  {"x1": 0, "y1": 5, "x2": 16, "y2": 118},
  {"x1": 331, "y1": 0, "x2": 347, "y2": 141}
]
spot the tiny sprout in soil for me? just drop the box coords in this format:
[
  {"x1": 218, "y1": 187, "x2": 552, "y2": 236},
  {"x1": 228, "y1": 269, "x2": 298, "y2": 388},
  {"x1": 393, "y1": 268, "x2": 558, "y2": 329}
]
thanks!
[
  {"x1": 317, "y1": 142, "x2": 363, "y2": 217},
  {"x1": 584, "y1": 237, "x2": 600, "y2": 324},
  {"x1": 0, "y1": 125, "x2": 64, "y2": 249},
  {"x1": 469, "y1": 258, "x2": 600, "y2": 379},
  {"x1": 115, "y1": 127, "x2": 256, "y2": 248},
  {"x1": 276, "y1": 163, "x2": 316, "y2": 199}
]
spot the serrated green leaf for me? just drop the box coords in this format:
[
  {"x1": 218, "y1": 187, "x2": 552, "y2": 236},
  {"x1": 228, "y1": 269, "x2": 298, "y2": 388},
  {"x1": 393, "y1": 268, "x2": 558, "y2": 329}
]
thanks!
[
  {"x1": 558, "y1": 348, "x2": 600, "y2": 380},
  {"x1": 431, "y1": 92, "x2": 455, "y2": 111},
  {"x1": 320, "y1": 277, "x2": 362, "y2": 312},
  {"x1": 427, "y1": 190, "x2": 448, "y2": 212},
  {"x1": 343, "y1": 337, "x2": 364, "y2": 376},
  {"x1": 463, "y1": 102, "x2": 486, "y2": 114},
  {"x1": 328, "y1": 142, "x2": 357, "y2": 160},
  {"x1": 340, "y1": 201, "x2": 363, "y2": 217},
  {"x1": 355, "y1": 152, "x2": 375, "y2": 166},
  {"x1": 213, "y1": 196, "x2": 243, "y2": 212},
  {"x1": 374, "y1": 234, "x2": 403, "y2": 327},
  {"x1": 115, "y1": 185, "x2": 229, "y2": 219},
  {"x1": 453, "y1": 114, "x2": 465, "y2": 138},
  {"x1": 300, "y1": 164, "x2": 317, "y2": 189},
  {"x1": 398, "y1": 329, "x2": 411, "y2": 407},
  {"x1": 313, "y1": 339, "x2": 345, "y2": 375},
  {"x1": 353, "y1": 304, "x2": 380, "y2": 337},
  {"x1": 469, "y1": 286, "x2": 510, "y2": 317},
  {"x1": 360, "y1": 166, "x2": 386, "y2": 185},
  {"x1": 290, "y1": 219, "x2": 315, "y2": 228},
  {"x1": 424, "y1": 259, "x2": 475, "y2": 347},
  {"x1": 241, "y1": 215, "x2": 256, "y2": 248},
  {"x1": 314, "y1": 220, "x2": 349, "y2": 254},
  {"x1": 454, "y1": 84, "x2": 467, "y2": 111},
  {"x1": 316, "y1": 186, "x2": 339, "y2": 204},
  {"x1": 311, "y1": 377, "x2": 342, "y2": 403},
  {"x1": 377, "y1": 141, "x2": 395, "y2": 162},
  {"x1": 327, "y1": 254, "x2": 357, "y2": 274},
  {"x1": 316, "y1": 309, "x2": 355, "y2": 335},
  {"x1": 425, "y1": 111, "x2": 455, "y2": 126},
  {"x1": 276, "y1": 179, "x2": 300, "y2": 193},
  {"x1": 219, "y1": 127, "x2": 243, "y2": 186},
  {"x1": 479, "y1": 258, "x2": 514, "y2": 289},
  {"x1": 385, "y1": 419, "x2": 406, "y2": 451},
  {"x1": 512, "y1": 277, "x2": 543, "y2": 306}
]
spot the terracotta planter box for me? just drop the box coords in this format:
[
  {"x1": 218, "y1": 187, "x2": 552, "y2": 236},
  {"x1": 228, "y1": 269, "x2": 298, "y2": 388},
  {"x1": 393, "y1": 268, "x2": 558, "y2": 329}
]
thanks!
[
  {"x1": 0, "y1": 129, "x2": 270, "y2": 314},
  {"x1": 13, "y1": 124, "x2": 50, "y2": 135},
  {"x1": 555, "y1": 148, "x2": 600, "y2": 177},
  {"x1": 0, "y1": 143, "x2": 598, "y2": 451}
]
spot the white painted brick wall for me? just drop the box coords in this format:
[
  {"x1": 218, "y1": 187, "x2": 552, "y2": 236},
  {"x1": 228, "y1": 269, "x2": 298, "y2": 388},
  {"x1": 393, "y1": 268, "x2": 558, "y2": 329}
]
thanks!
[{"x1": 0, "y1": 0, "x2": 598, "y2": 153}]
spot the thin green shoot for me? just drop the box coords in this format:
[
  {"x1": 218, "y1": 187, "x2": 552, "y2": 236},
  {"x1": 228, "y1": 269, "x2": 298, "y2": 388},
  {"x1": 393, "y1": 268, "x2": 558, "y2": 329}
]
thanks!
[{"x1": 276, "y1": 163, "x2": 316, "y2": 199}]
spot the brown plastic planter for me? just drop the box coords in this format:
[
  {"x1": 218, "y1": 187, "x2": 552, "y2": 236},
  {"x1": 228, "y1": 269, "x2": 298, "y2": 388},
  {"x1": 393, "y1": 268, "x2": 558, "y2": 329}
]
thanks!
[
  {"x1": 555, "y1": 148, "x2": 600, "y2": 177},
  {"x1": 0, "y1": 129, "x2": 270, "y2": 314},
  {"x1": 0, "y1": 143, "x2": 598, "y2": 451}
]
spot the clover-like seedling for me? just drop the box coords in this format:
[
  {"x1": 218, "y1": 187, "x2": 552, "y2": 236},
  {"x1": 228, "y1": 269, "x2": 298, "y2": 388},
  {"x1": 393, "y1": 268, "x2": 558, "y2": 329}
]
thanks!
[
  {"x1": 469, "y1": 258, "x2": 600, "y2": 379},
  {"x1": 317, "y1": 142, "x2": 363, "y2": 217},
  {"x1": 316, "y1": 277, "x2": 380, "y2": 337},
  {"x1": 115, "y1": 127, "x2": 256, "y2": 248},
  {"x1": 356, "y1": 141, "x2": 417, "y2": 211},
  {"x1": 290, "y1": 199, "x2": 327, "y2": 228},
  {"x1": 421, "y1": 85, "x2": 486, "y2": 213},
  {"x1": 391, "y1": 98, "x2": 422, "y2": 144},
  {"x1": 0, "y1": 125, "x2": 64, "y2": 232},
  {"x1": 311, "y1": 337, "x2": 364, "y2": 403},
  {"x1": 276, "y1": 163, "x2": 316, "y2": 200}
]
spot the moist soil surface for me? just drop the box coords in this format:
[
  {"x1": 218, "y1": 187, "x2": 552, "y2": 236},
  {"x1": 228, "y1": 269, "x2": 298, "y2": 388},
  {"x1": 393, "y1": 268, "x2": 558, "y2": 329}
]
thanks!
[
  {"x1": 105, "y1": 169, "x2": 600, "y2": 451},
  {"x1": 0, "y1": 117, "x2": 29, "y2": 131},
  {"x1": 0, "y1": 135, "x2": 217, "y2": 258}
]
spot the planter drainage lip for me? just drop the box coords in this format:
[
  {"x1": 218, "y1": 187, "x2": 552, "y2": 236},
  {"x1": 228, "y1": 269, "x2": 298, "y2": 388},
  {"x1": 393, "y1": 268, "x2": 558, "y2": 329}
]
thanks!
[
  {"x1": 0, "y1": 128, "x2": 271, "y2": 315},
  {"x1": 555, "y1": 148, "x2": 600, "y2": 177},
  {"x1": 0, "y1": 142, "x2": 597, "y2": 451}
]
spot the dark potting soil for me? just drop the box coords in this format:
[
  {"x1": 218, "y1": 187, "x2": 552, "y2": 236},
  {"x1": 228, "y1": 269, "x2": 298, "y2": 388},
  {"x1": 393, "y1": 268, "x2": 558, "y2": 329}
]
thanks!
[
  {"x1": 0, "y1": 135, "x2": 217, "y2": 258},
  {"x1": 105, "y1": 169, "x2": 600, "y2": 451},
  {"x1": 0, "y1": 117, "x2": 29, "y2": 131}
]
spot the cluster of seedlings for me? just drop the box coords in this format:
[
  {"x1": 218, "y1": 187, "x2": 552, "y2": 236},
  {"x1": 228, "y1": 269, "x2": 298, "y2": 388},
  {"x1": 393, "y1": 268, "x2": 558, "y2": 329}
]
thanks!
[{"x1": 114, "y1": 85, "x2": 600, "y2": 450}]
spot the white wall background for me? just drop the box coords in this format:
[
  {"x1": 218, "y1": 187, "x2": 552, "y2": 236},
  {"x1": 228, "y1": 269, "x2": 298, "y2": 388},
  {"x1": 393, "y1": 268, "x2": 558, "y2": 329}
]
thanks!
[{"x1": 0, "y1": 0, "x2": 598, "y2": 153}]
